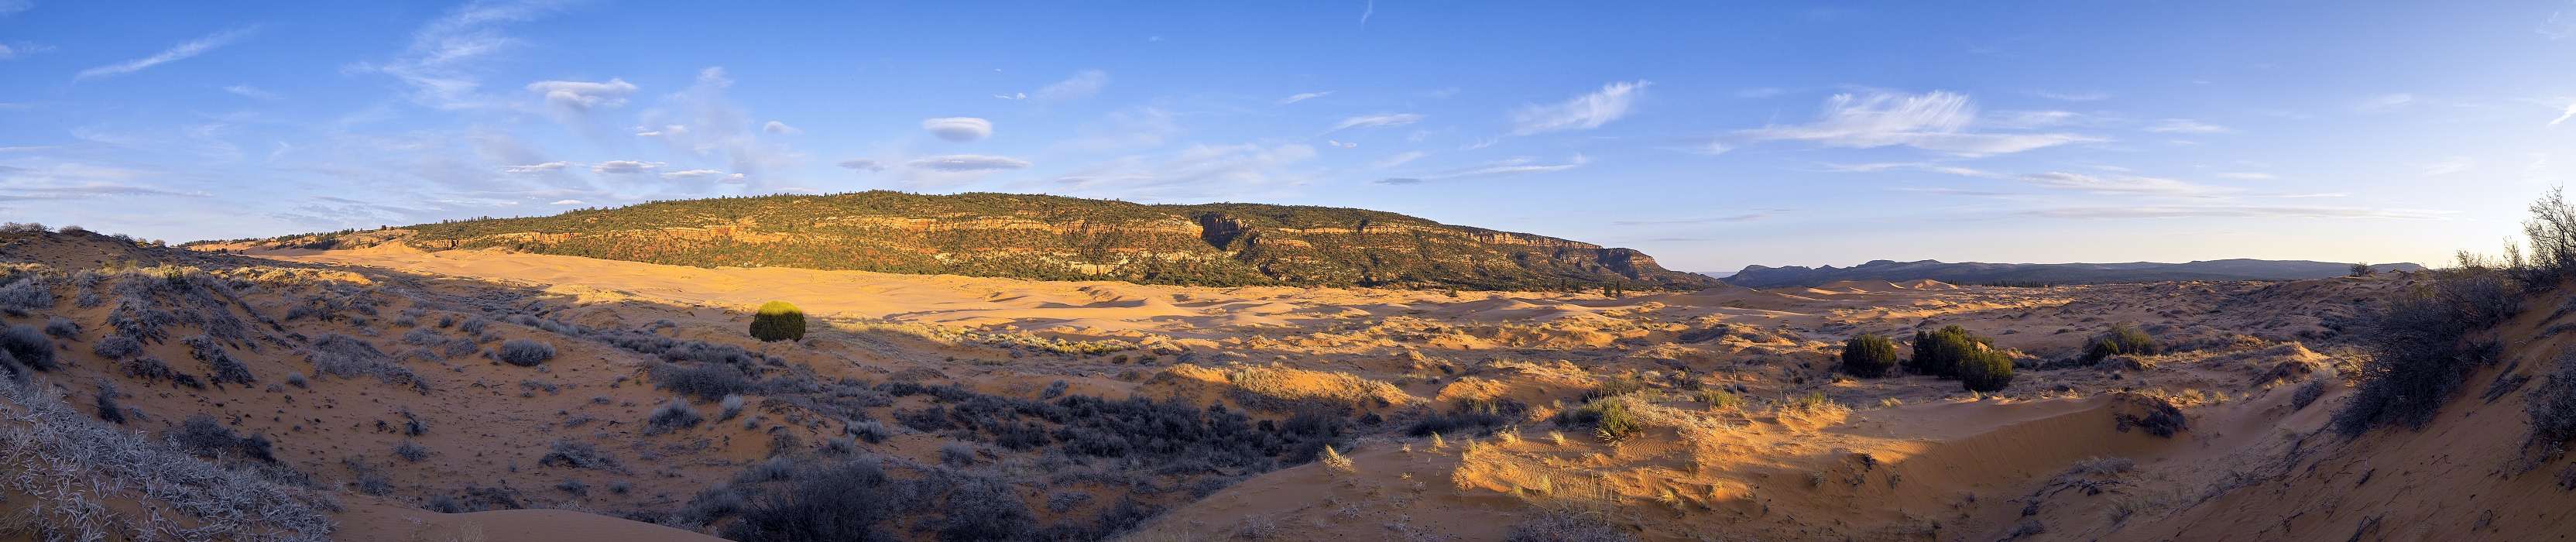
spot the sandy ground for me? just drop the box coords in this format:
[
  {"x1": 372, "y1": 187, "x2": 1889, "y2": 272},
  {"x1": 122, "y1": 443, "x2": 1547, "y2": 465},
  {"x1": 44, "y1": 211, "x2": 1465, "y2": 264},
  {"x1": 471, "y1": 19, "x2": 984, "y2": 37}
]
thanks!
[{"x1": 11, "y1": 231, "x2": 2561, "y2": 541}]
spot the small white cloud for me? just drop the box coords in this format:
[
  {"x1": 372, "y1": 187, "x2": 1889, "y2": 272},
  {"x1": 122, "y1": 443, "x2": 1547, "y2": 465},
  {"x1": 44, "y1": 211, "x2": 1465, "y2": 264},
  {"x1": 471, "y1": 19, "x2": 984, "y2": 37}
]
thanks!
[
  {"x1": 633, "y1": 125, "x2": 687, "y2": 137},
  {"x1": 722, "y1": 173, "x2": 748, "y2": 184},
  {"x1": 2551, "y1": 100, "x2": 2576, "y2": 127},
  {"x1": 1033, "y1": 70, "x2": 1107, "y2": 101},
  {"x1": 1510, "y1": 80, "x2": 1648, "y2": 136},
  {"x1": 1370, "y1": 151, "x2": 1427, "y2": 168},
  {"x1": 661, "y1": 169, "x2": 726, "y2": 180},
  {"x1": 2034, "y1": 90, "x2": 2111, "y2": 101},
  {"x1": 2215, "y1": 172, "x2": 2276, "y2": 180},
  {"x1": 1736, "y1": 91, "x2": 2100, "y2": 156},
  {"x1": 1326, "y1": 139, "x2": 1357, "y2": 149},
  {"x1": 2423, "y1": 156, "x2": 2476, "y2": 177},
  {"x1": 922, "y1": 117, "x2": 994, "y2": 142},
  {"x1": 1382, "y1": 154, "x2": 1590, "y2": 184},
  {"x1": 993, "y1": 92, "x2": 1027, "y2": 101},
  {"x1": 503, "y1": 161, "x2": 570, "y2": 173},
  {"x1": 1278, "y1": 91, "x2": 1332, "y2": 105},
  {"x1": 1689, "y1": 142, "x2": 1733, "y2": 156},
  {"x1": 76, "y1": 26, "x2": 258, "y2": 80},
  {"x1": 549, "y1": 199, "x2": 585, "y2": 205},
  {"x1": 525, "y1": 78, "x2": 637, "y2": 110},
  {"x1": 2017, "y1": 171, "x2": 2232, "y2": 197},
  {"x1": 2146, "y1": 118, "x2": 2231, "y2": 134},
  {"x1": 592, "y1": 160, "x2": 661, "y2": 174},
  {"x1": 762, "y1": 120, "x2": 801, "y2": 135},
  {"x1": 223, "y1": 84, "x2": 279, "y2": 100},
  {"x1": 1333, "y1": 113, "x2": 1424, "y2": 131},
  {"x1": 2357, "y1": 93, "x2": 2415, "y2": 111},
  {"x1": 907, "y1": 154, "x2": 1031, "y2": 172},
  {"x1": 838, "y1": 159, "x2": 885, "y2": 172},
  {"x1": 0, "y1": 0, "x2": 28, "y2": 16}
]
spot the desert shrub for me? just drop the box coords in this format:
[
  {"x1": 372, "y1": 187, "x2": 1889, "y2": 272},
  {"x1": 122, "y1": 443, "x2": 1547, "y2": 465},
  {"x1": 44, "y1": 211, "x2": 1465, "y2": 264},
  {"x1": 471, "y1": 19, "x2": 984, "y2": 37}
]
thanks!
[
  {"x1": 400, "y1": 328, "x2": 444, "y2": 345},
  {"x1": 653, "y1": 362, "x2": 756, "y2": 401},
  {"x1": 106, "y1": 296, "x2": 177, "y2": 344},
  {"x1": 170, "y1": 414, "x2": 276, "y2": 462},
  {"x1": 539, "y1": 441, "x2": 618, "y2": 469},
  {"x1": 459, "y1": 317, "x2": 489, "y2": 334},
  {"x1": 1556, "y1": 399, "x2": 1642, "y2": 441},
  {"x1": 1505, "y1": 509, "x2": 1634, "y2": 542},
  {"x1": 306, "y1": 334, "x2": 424, "y2": 390},
  {"x1": 0, "y1": 379, "x2": 333, "y2": 540},
  {"x1": 0, "y1": 324, "x2": 58, "y2": 372},
  {"x1": 393, "y1": 441, "x2": 430, "y2": 462},
  {"x1": 182, "y1": 334, "x2": 255, "y2": 386},
  {"x1": 719, "y1": 394, "x2": 747, "y2": 420},
  {"x1": 0, "y1": 276, "x2": 51, "y2": 315},
  {"x1": 2114, "y1": 394, "x2": 2188, "y2": 437},
  {"x1": 496, "y1": 338, "x2": 556, "y2": 366},
  {"x1": 1581, "y1": 373, "x2": 1647, "y2": 402},
  {"x1": 2526, "y1": 352, "x2": 2576, "y2": 461},
  {"x1": 43, "y1": 316, "x2": 80, "y2": 339},
  {"x1": 557, "y1": 479, "x2": 589, "y2": 496},
  {"x1": 1839, "y1": 334, "x2": 1900, "y2": 378},
  {"x1": 647, "y1": 400, "x2": 705, "y2": 434},
  {"x1": 1909, "y1": 325, "x2": 1991, "y2": 378},
  {"x1": 2082, "y1": 324, "x2": 2159, "y2": 364},
  {"x1": 94, "y1": 382, "x2": 125, "y2": 424},
  {"x1": 939, "y1": 441, "x2": 978, "y2": 466},
  {"x1": 91, "y1": 334, "x2": 141, "y2": 359},
  {"x1": 936, "y1": 478, "x2": 1034, "y2": 542},
  {"x1": 1406, "y1": 398, "x2": 1520, "y2": 437},
  {"x1": 2334, "y1": 269, "x2": 2519, "y2": 436},
  {"x1": 2293, "y1": 379, "x2": 2327, "y2": 410},
  {"x1": 721, "y1": 461, "x2": 894, "y2": 542},
  {"x1": 1957, "y1": 349, "x2": 2015, "y2": 393},
  {"x1": 749, "y1": 300, "x2": 806, "y2": 342},
  {"x1": 847, "y1": 420, "x2": 891, "y2": 443}
]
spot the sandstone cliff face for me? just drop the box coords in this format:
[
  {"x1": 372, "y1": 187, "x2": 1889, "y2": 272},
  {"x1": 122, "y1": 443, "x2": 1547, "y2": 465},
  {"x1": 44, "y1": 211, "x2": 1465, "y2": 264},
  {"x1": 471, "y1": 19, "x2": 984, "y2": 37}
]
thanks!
[{"x1": 246, "y1": 191, "x2": 1719, "y2": 291}]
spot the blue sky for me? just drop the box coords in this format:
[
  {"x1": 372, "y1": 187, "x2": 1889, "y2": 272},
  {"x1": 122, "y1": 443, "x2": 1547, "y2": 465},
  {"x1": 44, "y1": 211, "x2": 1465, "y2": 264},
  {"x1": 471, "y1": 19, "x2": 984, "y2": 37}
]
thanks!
[{"x1": 5, "y1": 1, "x2": 2575, "y2": 273}]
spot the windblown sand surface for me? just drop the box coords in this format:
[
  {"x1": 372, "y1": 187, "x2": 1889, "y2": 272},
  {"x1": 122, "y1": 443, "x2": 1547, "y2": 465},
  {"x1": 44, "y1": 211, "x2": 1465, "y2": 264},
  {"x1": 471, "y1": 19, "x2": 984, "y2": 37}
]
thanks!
[{"x1": 9, "y1": 231, "x2": 2570, "y2": 541}]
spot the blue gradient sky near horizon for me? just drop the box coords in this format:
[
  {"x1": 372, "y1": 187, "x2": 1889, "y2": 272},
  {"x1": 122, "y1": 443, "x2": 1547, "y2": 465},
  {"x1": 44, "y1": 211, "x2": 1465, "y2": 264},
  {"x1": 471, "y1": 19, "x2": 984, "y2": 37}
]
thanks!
[{"x1": 4, "y1": 2, "x2": 2574, "y2": 273}]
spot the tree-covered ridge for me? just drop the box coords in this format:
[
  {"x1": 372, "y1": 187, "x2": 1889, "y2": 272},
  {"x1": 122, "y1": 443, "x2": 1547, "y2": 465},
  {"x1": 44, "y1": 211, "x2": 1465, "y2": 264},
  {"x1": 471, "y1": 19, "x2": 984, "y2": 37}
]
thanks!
[{"x1": 251, "y1": 191, "x2": 1719, "y2": 291}]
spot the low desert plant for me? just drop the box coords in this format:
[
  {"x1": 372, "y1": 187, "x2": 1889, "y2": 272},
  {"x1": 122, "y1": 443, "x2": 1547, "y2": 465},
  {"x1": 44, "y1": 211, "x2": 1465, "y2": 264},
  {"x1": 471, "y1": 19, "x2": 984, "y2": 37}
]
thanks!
[
  {"x1": 1909, "y1": 325, "x2": 1991, "y2": 378},
  {"x1": 1957, "y1": 349, "x2": 2015, "y2": 393},
  {"x1": 749, "y1": 300, "x2": 806, "y2": 342},
  {"x1": 2334, "y1": 266, "x2": 2519, "y2": 436},
  {"x1": 538, "y1": 440, "x2": 617, "y2": 469},
  {"x1": 2082, "y1": 323, "x2": 2160, "y2": 364},
  {"x1": 0, "y1": 324, "x2": 58, "y2": 372},
  {"x1": 1320, "y1": 445, "x2": 1357, "y2": 474},
  {"x1": 719, "y1": 394, "x2": 747, "y2": 420},
  {"x1": 647, "y1": 400, "x2": 705, "y2": 434},
  {"x1": 496, "y1": 338, "x2": 556, "y2": 366},
  {"x1": 1840, "y1": 334, "x2": 1900, "y2": 378}
]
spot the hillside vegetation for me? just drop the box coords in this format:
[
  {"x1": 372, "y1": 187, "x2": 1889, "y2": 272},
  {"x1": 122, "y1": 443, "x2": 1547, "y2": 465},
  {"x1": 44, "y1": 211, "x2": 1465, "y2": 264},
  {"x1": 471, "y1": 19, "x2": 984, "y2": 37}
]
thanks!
[{"x1": 207, "y1": 191, "x2": 1716, "y2": 292}]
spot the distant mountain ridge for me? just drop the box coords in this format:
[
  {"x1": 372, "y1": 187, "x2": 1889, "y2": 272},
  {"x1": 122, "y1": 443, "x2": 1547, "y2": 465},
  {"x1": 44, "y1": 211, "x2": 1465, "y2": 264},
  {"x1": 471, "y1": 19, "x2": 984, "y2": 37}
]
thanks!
[
  {"x1": 209, "y1": 191, "x2": 1718, "y2": 291},
  {"x1": 1723, "y1": 259, "x2": 2425, "y2": 288}
]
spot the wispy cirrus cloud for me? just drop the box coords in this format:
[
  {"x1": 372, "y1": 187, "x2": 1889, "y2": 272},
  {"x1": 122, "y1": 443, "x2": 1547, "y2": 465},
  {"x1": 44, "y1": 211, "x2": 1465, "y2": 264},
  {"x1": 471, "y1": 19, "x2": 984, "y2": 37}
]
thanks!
[
  {"x1": 224, "y1": 84, "x2": 280, "y2": 100},
  {"x1": 908, "y1": 154, "x2": 1031, "y2": 172},
  {"x1": 356, "y1": 0, "x2": 571, "y2": 109},
  {"x1": 1278, "y1": 91, "x2": 1331, "y2": 105},
  {"x1": 1034, "y1": 70, "x2": 1106, "y2": 101},
  {"x1": 1377, "y1": 154, "x2": 1590, "y2": 184},
  {"x1": 1509, "y1": 80, "x2": 1647, "y2": 136},
  {"x1": 501, "y1": 161, "x2": 568, "y2": 173},
  {"x1": 1736, "y1": 91, "x2": 2100, "y2": 156},
  {"x1": 75, "y1": 26, "x2": 258, "y2": 80},
  {"x1": 2024, "y1": 204, "x2": 2445, "y2": 220},
  {"x1": 836, "y1": 159, "x2": 884, "y2": 172},
  {"x1": 592, "y1": 160, "x2": 660, "y2": 174},
  {"x1": 1333, "y1": 113, "x2": 1424, "y2": 131},
  {"x1": 2146, "y1": 118, "x2": 2230, "y2": 134}
]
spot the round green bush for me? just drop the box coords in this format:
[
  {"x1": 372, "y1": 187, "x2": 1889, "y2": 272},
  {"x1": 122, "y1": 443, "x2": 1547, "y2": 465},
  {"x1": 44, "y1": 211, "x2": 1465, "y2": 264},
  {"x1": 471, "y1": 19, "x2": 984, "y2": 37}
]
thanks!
[
  {"x1": 1840, "y1": 334, "x2": 1900, "y2": 378},
  {"x1": 749, "y1": 300, "x2": 806, "y2": 342},
  {"x1": 1908, "y1": 325, "x2": 1989, "y2": 378},
  {"x1": 2081, "y1": 323, "x2": 2159, "y2": 364},
  {"x1": 1958, "y1": 349, "x2": 2015, "y2": 393}
]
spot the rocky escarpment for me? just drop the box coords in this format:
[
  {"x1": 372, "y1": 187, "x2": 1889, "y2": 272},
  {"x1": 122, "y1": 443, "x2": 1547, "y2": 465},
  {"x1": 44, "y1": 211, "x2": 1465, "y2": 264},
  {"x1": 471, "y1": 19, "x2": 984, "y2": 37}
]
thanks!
[
  {"x1": 1725, "y1": 259, "x2": 2426, "y2": 288},
  {"x1": 207, "y1": 191, "x2": 1718, "y2": 291}
]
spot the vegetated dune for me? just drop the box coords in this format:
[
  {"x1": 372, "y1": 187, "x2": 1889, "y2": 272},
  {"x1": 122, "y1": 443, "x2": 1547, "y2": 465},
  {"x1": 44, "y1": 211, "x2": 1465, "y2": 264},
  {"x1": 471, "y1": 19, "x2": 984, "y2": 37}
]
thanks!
[{"x1": 4, "y1": 225, "x2": 2568, "y2": 540}]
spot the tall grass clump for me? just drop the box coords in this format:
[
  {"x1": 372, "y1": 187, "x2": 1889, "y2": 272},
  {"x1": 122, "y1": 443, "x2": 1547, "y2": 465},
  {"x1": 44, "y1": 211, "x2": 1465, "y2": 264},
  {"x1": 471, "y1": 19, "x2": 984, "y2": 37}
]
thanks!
[
  {"x1": 749, "y1": 300, "x2": 806, "y2": 342},
  {"x1": 1839, "y1": 334, "x2": 1900, "y2": 378}
]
